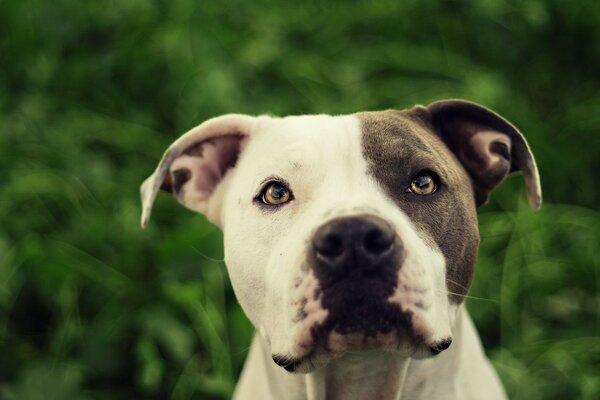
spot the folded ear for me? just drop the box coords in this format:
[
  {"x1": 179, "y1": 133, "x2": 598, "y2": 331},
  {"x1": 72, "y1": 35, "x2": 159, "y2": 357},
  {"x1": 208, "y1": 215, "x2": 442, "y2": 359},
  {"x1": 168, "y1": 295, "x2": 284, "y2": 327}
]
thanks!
[
  {"x1": 140, "y1": 114, "x2": 257, "y2": 228},
  {"x1": 423, "y1": 99, "x2": 542, "y2": 208}
]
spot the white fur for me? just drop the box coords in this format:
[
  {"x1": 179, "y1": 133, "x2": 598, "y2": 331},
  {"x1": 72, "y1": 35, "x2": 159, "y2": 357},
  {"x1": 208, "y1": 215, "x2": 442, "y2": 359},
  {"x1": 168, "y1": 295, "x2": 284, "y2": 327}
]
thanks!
[{"x1": 141, "y1": 113, "x2": 507, "y2": 399}]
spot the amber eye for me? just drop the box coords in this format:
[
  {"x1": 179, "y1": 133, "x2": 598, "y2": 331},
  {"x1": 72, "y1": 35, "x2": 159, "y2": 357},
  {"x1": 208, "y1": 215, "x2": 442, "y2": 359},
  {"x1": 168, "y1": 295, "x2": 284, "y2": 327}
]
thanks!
[
  {"x1": 409, "y1": 172, "x2": 437, "y2": 195},
  {"x1": 261, "y1": 181, "x2": 292, "y2": 206}
]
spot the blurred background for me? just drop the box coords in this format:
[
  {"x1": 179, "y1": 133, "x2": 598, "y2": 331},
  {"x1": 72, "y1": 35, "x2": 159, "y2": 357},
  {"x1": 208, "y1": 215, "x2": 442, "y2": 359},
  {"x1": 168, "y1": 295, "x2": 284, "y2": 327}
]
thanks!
[{"x1": 1, "y1": 0, "x2": 599, "y2": 399}]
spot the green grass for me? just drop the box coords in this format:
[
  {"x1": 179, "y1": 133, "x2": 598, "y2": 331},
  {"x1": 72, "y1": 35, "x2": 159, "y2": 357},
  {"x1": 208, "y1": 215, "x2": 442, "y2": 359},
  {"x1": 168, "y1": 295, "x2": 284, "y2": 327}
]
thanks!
[{"x1": 0, "y1": 0, "x2": 598, "y2": 399}]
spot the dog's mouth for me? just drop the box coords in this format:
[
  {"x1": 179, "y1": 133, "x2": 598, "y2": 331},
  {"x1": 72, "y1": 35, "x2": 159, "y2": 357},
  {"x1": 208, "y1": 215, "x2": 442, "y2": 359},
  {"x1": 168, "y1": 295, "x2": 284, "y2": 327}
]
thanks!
[
  {"x1": 317, "y1": 276, "x2": 412, "y2": 335},
  {"x1": 280, "y1": 262, "x2": 453, "y2": 373},
  {"x1": 273, "y1": 325, "x2": 452, "y2": 373},
  {"x1": 277, "y1": 285, "x2": 452, "y2": 373}
]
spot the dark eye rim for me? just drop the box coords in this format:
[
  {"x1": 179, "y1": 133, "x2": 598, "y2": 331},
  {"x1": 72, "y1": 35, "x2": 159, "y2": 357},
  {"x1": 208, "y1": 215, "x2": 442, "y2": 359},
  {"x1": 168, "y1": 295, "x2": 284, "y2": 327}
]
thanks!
[
  {"x1": 254, "y1": 178, "x2": 295, "y2": 207},
  {"x1": 406, "y1": 170, "x2": 442, "y2": 195}
]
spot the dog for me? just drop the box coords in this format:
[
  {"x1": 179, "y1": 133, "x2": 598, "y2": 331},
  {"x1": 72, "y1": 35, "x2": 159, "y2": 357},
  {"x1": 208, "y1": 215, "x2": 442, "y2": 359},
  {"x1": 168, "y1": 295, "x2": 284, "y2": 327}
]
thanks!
[{"x1": 140, "y1": 99, "x2": 541, "y2": 400}]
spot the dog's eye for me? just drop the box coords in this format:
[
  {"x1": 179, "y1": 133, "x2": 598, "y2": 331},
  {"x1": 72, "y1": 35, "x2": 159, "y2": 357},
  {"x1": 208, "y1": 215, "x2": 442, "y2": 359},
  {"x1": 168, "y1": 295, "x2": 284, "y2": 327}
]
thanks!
[
  {"x1": 409, "y1": 171, "x2": 438, "y2": 195},
  {"x1": 260, "y1": 181, "x2": 292, "y2": 206}
]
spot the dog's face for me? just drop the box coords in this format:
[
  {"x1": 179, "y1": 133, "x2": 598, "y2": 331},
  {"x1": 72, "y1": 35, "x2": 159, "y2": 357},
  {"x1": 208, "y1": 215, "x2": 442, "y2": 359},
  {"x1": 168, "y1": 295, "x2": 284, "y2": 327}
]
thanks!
[{"x1": 140, "y1": 100, "x2": 541, "y2": 373}]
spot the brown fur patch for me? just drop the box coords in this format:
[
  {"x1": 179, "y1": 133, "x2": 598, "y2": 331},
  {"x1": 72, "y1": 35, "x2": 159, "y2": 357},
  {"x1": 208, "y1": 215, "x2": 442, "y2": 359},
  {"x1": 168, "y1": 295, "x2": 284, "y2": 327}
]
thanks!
[{"x1": 358, "y1": 110, "x2": 479, "y2": 303}]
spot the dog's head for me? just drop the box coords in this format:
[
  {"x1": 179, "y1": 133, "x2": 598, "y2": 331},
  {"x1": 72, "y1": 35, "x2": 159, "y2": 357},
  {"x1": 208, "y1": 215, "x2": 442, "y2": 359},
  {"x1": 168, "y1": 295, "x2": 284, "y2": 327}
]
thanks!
[{"x1": 140, "y1": 100, "x2": 541, "y2": 372}]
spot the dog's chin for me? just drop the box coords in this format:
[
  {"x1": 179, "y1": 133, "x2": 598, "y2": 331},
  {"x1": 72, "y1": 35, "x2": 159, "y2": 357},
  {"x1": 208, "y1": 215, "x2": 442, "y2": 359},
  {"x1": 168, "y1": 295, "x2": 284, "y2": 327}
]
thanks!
[
  {"x1": 282, "y1": 271, "x2": 453, "y2": 373},
  {"x1": 276, "y1": 326, "x2": 447, "y2": 374}
]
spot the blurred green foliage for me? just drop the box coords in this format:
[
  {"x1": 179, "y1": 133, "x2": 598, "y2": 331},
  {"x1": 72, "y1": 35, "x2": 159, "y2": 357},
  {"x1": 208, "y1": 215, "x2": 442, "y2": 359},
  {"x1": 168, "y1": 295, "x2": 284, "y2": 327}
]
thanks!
[{"x1": 0, "y1": 0, "x2": 599, "y2": 399}]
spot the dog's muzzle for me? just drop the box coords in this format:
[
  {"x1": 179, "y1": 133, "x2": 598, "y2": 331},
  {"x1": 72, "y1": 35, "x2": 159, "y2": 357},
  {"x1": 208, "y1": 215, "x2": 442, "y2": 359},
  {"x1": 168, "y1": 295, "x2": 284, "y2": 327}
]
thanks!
[
  {"x1": 273, "y1": 215, "x2": 450, "y2": 372},
  {"x1": 309, "y1": 215, "x2": 407, "y2": 336}
]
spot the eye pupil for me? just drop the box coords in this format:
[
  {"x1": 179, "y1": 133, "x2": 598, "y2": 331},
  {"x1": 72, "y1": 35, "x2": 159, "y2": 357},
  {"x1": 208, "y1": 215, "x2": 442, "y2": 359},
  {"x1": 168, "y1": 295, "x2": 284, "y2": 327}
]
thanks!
[
  {"x1": 415, "y1": 175, "x2": 431, "y2": 188},
  {"x1": 270, "y1": 184, "x2": 285, "y2": 198},
  {"x1": 260, "y1": 181, "x2": 292, "y2": 206},
  {"x1": 409, "y1": 172, "x2": 437, "y2": 195}
]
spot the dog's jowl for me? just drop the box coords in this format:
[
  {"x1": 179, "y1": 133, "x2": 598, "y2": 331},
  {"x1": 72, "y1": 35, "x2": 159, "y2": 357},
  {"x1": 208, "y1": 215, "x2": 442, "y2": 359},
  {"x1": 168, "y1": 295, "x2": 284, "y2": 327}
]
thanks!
[{"x1": 140, "y1": 99, "x2": 541, "y2": 400}]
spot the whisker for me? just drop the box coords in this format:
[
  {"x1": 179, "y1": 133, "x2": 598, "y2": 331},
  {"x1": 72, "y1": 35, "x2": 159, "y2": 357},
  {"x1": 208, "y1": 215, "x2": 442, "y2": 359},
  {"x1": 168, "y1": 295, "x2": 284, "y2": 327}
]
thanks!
[
  {"x1": 442, "y1": 278, "x2": 497, "y2": 303},
  {"x1": 234, "y1": 343, "x2": 254, "y2": 356},
  {"x1": 444, "y1": 278, "x2": 470, "y2": 291},
  {"x1": 436, "y1": 288, "x2": 498, "y2": 303},
  {"x1": 191, "y1": 247, "x2": 226, "y2": 263}
]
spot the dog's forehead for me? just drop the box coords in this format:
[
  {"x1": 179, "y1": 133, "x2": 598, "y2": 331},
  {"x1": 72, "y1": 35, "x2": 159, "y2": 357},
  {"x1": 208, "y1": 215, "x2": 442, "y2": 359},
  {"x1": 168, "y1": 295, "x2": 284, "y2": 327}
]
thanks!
[
  {"x1": 243, "y1": 111, "x2": 470, "y2": 199},
  {"x1": 255, "y1": 114, "x2": 358, "y2": 145},
  {"x1": 254, "y1": 111, "x2": 451, "y2": 162},
  {"x1": 356, "y1": 109, "x2": 466, "y2": 180},
  {"x1": 246, "y1": 114, "x2": 365, "y2": 175}
]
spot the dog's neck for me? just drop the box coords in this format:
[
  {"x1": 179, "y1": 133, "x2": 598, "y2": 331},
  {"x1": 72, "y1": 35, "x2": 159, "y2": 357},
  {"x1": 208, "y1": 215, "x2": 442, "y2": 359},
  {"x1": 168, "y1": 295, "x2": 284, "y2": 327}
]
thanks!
[
  {"x1": 304, "y1": 352, "x2": 411, "y2": 400},
  {"x1": 240, "y1": 306, "x2": 474, "y2": 400}
]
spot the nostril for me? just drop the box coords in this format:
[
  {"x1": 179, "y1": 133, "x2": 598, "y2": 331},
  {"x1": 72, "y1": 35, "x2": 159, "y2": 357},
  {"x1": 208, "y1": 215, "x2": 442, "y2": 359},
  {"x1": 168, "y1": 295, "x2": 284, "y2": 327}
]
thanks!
[
  {"x1": 364, "y1": 228, "x2": 394, "y2": 255},
  {"x1": 312, "y1": 215, "x2": 399, "y2": 276},
  {"x1": 316, "y1": 233, "x2": 344, "y2": 258}
]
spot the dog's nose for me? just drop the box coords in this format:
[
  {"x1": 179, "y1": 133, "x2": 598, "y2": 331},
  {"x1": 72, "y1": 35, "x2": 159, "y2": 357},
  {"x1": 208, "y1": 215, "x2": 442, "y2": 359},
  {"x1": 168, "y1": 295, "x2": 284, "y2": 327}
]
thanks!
[{"x1": 312, "y1": 215, "x2": 398, "y2": 278}]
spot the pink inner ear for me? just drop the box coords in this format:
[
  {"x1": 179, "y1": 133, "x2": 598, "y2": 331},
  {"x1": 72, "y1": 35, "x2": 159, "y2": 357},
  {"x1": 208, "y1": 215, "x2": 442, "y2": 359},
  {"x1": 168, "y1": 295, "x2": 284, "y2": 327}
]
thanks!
[
  {"x1": 468, "y1": 130, "x2": 512, "y2": 172},
  {"x1": 168, "y1": 134, "x2": 244, "y2": 213},
  {"x1": 424, "y1": 99, "x2": 542, "y2": 209}
]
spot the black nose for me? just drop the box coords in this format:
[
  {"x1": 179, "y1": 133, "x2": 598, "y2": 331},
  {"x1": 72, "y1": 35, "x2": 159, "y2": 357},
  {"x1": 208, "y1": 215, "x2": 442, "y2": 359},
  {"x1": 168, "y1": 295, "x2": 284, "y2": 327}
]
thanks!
[{"x1": 312, "y1": 215, "x2": 398, "y2": 278}]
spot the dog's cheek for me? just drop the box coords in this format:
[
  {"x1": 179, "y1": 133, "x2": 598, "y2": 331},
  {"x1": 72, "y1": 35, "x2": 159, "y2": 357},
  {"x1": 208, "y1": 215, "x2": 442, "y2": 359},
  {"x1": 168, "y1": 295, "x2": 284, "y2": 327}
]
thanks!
[
  {"x1": 223, "y1": 249, "x2": 268, "y2": 327},
  {"x1": 221, "y1": 205, "x2": 301, "y2": 339},
  {"x1": 222, "y1": 212, "x2": 277, "y2": 328},
  {"x1": 404, "y1": 193, "x2": 479, "y2": 304}
]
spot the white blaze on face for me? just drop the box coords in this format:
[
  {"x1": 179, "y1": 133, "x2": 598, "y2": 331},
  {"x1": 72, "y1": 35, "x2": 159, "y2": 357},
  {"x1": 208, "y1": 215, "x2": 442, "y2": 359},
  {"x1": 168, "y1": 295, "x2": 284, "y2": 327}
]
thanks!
[{"x1": 218, "y1": 114, "x2": 454, "y2": 358}]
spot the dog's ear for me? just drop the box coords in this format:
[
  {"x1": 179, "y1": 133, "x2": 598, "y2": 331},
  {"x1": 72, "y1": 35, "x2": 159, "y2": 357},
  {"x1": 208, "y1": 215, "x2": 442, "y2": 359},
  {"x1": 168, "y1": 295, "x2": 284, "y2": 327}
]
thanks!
[
  {"x1": 140, "y1": 114, "x2": 257, "y2": 228},
  {"x1": 418, "y1": 99, "x2": 542, "y2": 208}
]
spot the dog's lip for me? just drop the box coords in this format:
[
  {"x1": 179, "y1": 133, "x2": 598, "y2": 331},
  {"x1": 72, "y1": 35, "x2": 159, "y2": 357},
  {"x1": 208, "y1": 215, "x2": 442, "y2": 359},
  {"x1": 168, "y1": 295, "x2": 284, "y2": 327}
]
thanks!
[
  {"x1": 271, "y1": 328, "x2": 410, "y2": 373},
  {"x1": 312, "y1": 298, "x2": 415, "y2": 345},
  {"x1": 271, "y1": 354, "x2": 302, "y2": 372},
  {"x1": 429, "y1": 337, "x2": 453, "y2": 355},
  {"x1": 272, "y1": 338, "x2": 453, "y2": 374},
  {"x1": 273, "y1": 326, "x2": 452, "y2": 373}
]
